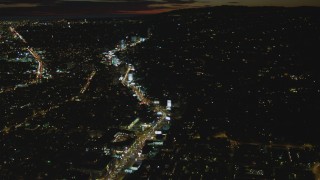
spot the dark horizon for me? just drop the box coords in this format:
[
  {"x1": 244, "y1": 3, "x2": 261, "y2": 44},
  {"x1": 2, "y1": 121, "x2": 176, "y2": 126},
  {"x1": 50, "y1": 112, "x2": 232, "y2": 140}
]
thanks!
[
  {"x1": 0, "y1": 0, "x2": 320, "y2": 17},
  {"x1": 1, "y1": 5, "x2": 320, "y2": 20}
]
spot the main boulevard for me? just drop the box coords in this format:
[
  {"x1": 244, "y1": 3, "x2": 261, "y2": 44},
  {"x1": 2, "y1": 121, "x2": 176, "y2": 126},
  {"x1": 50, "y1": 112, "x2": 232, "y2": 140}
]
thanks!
[{"x1": 102, "y1": 37, "x2": 170, "y2": 179}]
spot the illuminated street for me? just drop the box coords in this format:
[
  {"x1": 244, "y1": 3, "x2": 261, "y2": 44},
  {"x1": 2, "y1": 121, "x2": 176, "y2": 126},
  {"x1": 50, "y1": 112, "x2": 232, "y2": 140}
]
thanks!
[{"x1": 97, "y1": 37, "x2": 170, "y2": 179}]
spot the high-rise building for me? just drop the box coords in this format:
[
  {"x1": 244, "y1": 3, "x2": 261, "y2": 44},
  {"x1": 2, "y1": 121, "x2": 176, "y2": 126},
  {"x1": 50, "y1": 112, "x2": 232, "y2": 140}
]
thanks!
[
  {"x1": 120, "y1": 39, "x2": 126, "y2": 50},
  {"x1": 128, "y1": 73, "x2": 133, "y2": 82},
  {"x1": 112, "y1": 57, "x2": 120, "y2": 66},
  {"x1": 166, "y1": 100, "x2": 172, "y2": 110},
  {"x1": 131, "y1": 36, "x2": 137, "y2": 43}
]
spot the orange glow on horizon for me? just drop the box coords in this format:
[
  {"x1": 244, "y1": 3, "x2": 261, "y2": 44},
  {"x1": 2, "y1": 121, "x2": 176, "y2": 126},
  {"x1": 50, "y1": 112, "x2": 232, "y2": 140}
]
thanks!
[{"x1": 116, "y1": 8, "x2": 173, "y2": 15}]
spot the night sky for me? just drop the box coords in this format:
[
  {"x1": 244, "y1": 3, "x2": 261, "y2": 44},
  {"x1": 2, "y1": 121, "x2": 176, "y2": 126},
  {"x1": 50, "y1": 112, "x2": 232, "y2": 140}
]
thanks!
[{"x1": 0, "y1": 0, "x2": 320, "y2": 16}]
